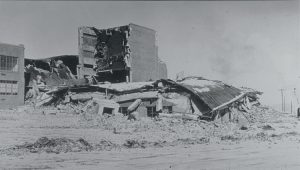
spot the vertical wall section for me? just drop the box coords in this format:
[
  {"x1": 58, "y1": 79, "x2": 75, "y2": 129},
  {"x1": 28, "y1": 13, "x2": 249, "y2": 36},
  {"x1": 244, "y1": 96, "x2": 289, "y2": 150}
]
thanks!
[{"x1": 128, "y1": 23, "x2": 167, "y2": 82}]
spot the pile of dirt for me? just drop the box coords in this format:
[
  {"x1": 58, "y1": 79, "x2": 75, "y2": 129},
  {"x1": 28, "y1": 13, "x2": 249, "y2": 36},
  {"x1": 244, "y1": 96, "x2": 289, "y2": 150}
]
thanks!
[
  {"x1": 3, "y1": 137, "x2": 92, "y2": 154},
  {"x1": 93, "y1": 140, "x2": 120, "y2": 151},
  {"x1": 123, "y1": 139, "x2": 162, "y2": 149}
]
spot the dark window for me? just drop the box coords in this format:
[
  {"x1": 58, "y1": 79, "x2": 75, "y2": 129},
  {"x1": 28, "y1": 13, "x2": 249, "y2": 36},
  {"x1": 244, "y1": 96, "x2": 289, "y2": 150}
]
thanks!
[
  {"x1": 84, "y1": 64, "x2": 94, "y2": 68},
  {"x1": 147, "y1": 106, "x2": 156, "y2": 117},
  {"x1": 0, "y1": 55, "x2": 18, "y2": 72},
  {"x1": 118, "y1": 107, "x2": 128, "y2": 115},
  {"x1": 103, "y1": 107, "x2": 113, "y2": 115},
  {"x1": 163, "y1": 106, "x2": 173, "y2": 113},
  {"x1": 0, "y1": 80, "x2": 18, "y2": 95}
]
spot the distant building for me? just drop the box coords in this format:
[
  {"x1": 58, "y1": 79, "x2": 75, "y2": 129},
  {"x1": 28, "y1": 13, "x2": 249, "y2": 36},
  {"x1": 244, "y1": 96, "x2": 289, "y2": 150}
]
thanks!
[
  {"x1": 0, "y1": 43, "x2": 24, "y2": 108},
  {"x1": 78, "y1": 23, "x2": 168, "y2": 83}
]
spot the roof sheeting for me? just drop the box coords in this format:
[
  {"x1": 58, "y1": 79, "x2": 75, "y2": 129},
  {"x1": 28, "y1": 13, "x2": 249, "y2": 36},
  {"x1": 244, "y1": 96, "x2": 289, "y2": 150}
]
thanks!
[
  {"x1": 157, "y1": 77, "x2": 244, "y2": 116},
  {"x1": 178, "y1": 77, "x2": 242, "y2": 110}
]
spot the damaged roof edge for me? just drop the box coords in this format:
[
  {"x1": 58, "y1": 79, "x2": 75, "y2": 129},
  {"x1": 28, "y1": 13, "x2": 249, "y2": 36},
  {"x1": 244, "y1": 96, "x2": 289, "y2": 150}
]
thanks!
[
  {"x1": 211, "y1": 92, "x2": 245, "y2": 112},
  {"x1": 25, "y1": 55, "x2": 79, "y2": 61}
]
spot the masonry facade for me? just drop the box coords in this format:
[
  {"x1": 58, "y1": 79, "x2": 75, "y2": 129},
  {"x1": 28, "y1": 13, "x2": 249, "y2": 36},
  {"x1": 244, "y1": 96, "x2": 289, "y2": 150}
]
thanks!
[{"x1": 0, "y1": 43, "x2": 24, "y2": 108}]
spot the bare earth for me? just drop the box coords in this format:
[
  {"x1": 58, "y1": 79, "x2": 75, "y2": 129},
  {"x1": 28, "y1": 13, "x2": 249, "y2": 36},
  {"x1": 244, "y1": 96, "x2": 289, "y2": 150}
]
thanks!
[{"x1": 0, "y1": 106, "x2": 300, "y2": 170}]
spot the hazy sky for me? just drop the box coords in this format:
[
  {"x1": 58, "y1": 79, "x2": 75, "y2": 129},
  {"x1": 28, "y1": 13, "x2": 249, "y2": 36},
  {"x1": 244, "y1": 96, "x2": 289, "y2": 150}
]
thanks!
[{"x1": 0, "y1": 1, "x2": 299, "y2": 108}]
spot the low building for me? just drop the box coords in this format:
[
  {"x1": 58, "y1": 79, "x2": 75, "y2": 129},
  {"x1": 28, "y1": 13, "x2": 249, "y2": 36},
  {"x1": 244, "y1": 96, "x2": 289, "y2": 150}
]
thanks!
[{"x1": 0, "y1": 43, "x2": 25, "y2": 108}]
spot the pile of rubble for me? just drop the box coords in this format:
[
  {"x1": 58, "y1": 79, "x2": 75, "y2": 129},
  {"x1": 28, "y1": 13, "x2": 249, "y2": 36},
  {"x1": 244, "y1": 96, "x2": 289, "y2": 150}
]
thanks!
[{"x1": 24, "y1": 61, "x2": 262, "y2": 122}]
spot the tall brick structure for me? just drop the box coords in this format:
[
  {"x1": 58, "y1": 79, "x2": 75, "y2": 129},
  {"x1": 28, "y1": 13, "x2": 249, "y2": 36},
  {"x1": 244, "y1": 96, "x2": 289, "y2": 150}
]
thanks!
[{"x1": 78, "y1": 23, "x2": 167, "y2": 82}]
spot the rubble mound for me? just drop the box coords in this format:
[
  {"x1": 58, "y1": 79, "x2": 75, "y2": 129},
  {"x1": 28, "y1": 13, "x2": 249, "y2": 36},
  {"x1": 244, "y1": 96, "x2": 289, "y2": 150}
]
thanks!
[
  {"x1": 6, "y1": 137, "x2": 92, "y2": 154},
  {"x1": 123, "y1": 139, "x2": 167, "y2": 149},
  {"x1": 94, "y1": 140, "x2": 119, "y2": 151}
]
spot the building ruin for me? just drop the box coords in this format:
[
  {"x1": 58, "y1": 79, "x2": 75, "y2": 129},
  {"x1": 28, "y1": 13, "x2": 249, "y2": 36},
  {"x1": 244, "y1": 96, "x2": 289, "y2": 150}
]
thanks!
[{"x1": 78, "y1": 23, "x2": 167, "y2": 83}]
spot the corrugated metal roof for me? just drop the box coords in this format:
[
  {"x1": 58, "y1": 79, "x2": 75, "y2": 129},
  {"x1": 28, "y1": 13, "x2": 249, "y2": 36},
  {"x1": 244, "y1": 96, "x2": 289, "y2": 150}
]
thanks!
[{"x1": 178, "y1": 77, "x2": 242, "y2": 110}]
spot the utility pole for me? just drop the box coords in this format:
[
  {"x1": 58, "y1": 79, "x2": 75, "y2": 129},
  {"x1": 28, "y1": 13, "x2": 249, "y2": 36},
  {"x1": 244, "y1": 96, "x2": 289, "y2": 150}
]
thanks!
[
  {"x1": 293, "y1": 88, "x2": 300, "y2": 117},
  {"x1": 293, "y1": 88, "x2": 299, "y2": 105},
  {"x1": 284, "y1": 95, "x2": 286, "y2": 112},
  {"x1": 291, "y1": 100, "x2": 293, "y2": 114},
  {"x1": 279, "y1": 89, "x2": 284, "y2": 112}
]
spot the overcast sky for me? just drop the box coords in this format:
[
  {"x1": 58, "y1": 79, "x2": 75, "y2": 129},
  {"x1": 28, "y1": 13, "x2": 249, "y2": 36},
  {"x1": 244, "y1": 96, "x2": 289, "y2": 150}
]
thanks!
[{"x1": 0, "y1": 1, "x2": 299, "y2": 108}]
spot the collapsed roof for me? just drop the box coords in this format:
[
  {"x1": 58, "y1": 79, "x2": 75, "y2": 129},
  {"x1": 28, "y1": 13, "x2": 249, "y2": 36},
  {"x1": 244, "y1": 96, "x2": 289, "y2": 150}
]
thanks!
[
  {"x1": 27, "y1": 71, "x2": 261, "y2": 121},
  {"x1": 86, "y1": 76, "x2": 261, "y2": 119},
  {"x1": 155, "y1": 77, "x2": 261, "y2": 119}
]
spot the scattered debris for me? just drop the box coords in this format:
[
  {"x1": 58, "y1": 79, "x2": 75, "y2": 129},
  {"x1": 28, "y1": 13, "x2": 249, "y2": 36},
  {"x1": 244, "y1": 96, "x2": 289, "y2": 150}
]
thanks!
[
  {"x1": 127, "y1": 99, "x2": 142, "y2": 113},
  {"x1": 262, "y1": 125, "x2": 275, "y2": 131},
  {"x1": 6, "y1": 137, "x2": 92, "y2": 154},
  {"x1": 240, "y1": 126, "x2": 248, "y2": 130},
  {"x1": 220, "y1": 135, "x2": 240, "y2": 142}
]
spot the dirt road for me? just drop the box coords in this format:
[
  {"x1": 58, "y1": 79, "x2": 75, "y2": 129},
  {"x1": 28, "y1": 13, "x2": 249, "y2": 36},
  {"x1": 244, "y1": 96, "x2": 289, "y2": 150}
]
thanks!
[
  {"x1": 1, "y1": 141, "x2": 300, "y2": 170},
  {"x1": 0, "y1": 106, "x2": 300, "y2": 169}
]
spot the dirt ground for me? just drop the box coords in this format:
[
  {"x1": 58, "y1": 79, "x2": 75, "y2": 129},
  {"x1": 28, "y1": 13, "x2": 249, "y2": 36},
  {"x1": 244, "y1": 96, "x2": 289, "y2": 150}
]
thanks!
[{"x1": 0, "y1": 105, "x2": 300, "y2": 169}]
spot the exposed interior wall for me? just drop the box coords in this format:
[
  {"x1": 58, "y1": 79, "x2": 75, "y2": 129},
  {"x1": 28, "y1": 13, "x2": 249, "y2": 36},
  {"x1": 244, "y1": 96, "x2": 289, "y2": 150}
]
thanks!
[
  {"x1": 78, "y1": 26, "x2": 130, "y2": 83},
  {"x1": 91, "y1": 25, "x2": 130, "y2": 72},
  {"x1": 0, "y1": 43, "x2": 24, "y2": 109}
]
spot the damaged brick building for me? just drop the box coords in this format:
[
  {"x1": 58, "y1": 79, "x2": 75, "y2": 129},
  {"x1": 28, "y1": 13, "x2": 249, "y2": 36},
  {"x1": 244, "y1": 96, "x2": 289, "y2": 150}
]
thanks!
[
  {"x1": 78, "y1": 23, "x2": 167, "y2": 83},
  {"x1": 20, "y1": 22, "x2": 262, "y2": 121}
]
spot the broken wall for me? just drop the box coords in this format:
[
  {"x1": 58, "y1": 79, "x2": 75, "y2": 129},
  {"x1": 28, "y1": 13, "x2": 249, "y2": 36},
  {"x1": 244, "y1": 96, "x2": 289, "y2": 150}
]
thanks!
[{"x1": 78, "y1": 23, "x2": 168, "y2": 82}]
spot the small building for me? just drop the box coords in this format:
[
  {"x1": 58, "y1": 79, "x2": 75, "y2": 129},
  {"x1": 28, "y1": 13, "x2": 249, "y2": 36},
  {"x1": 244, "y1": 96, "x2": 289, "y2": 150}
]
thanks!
[
  {"x1": 0, "y1": 43, "x2": 25, "y2": 109},
  {"x1": 118, "y1": 98, "x2": 175, "y2": 117},
  {"x1": 78, "y1": 23, "x2": 168, "y2": 83}
]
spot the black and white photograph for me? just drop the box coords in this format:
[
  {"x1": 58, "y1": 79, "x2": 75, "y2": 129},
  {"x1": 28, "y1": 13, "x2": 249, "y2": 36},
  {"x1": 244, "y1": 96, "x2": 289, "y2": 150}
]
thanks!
[{"x1": 0, "y1": 0, "x2": 299, "y2": 169}]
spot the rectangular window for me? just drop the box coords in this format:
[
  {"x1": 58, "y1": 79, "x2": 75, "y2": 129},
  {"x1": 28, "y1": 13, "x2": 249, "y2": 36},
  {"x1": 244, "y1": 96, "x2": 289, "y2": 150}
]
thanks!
[
  {"x1": 118, "y1": 107, "x2": 128, "y2": 115},
  {"x1": 0, "y1": 55, "x2": 18, "y2": 72},
  {"x1": 0, "y1": 80, "x2": 18, "y2": 95},
  {"x1": 147, "y1": 106, "x2": 156, "y2": 117},
  {"x1": 0, "y1": 80, "x2": 5, "y2": 94},
  {"x1": 163, "y1": 106, "x2": 173, "y2": 114},
  {"x1": 103, "y1": 107, "x2": 113, "y2": 115}
]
